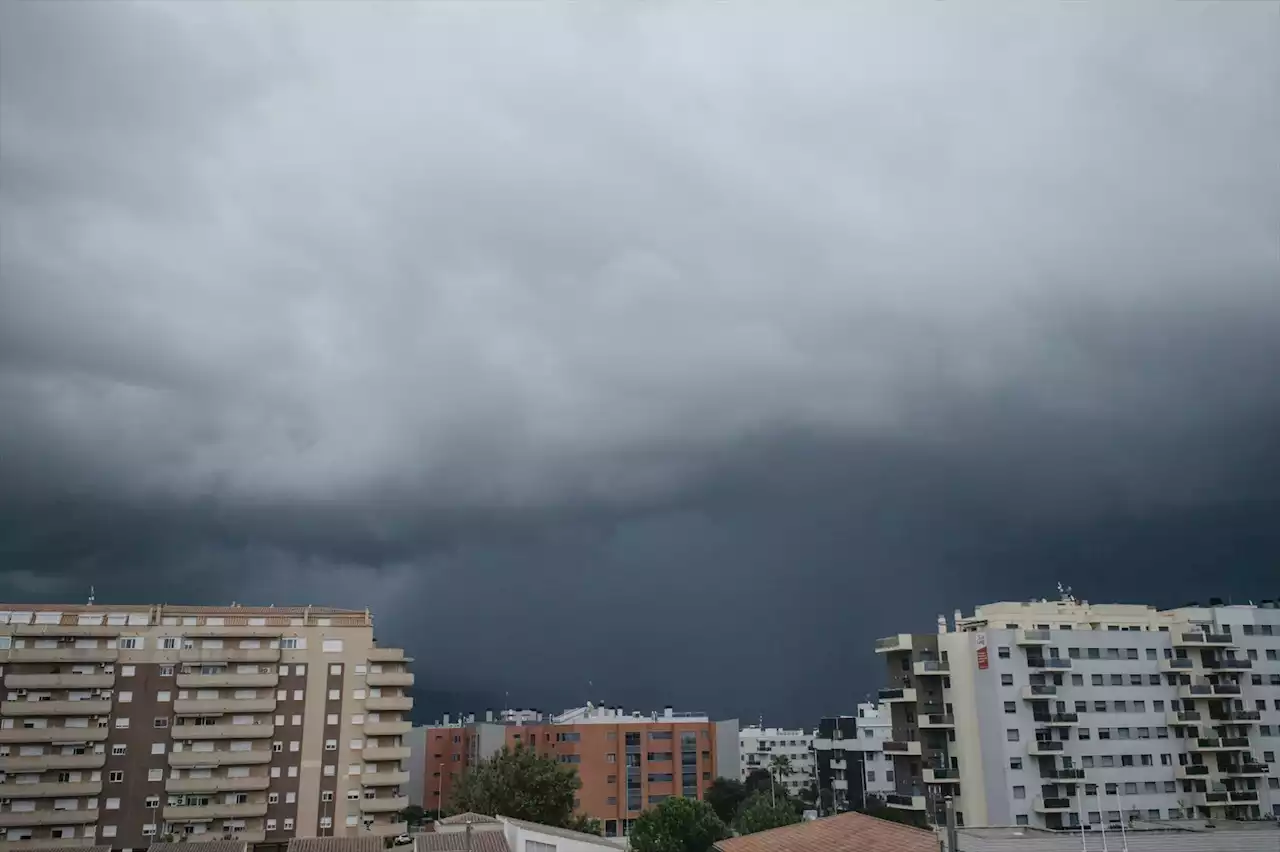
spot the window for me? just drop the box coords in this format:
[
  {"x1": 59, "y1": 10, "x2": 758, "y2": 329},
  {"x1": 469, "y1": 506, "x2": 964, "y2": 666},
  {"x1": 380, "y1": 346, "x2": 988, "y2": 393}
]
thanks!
[
  {"x1": 111, "y1": 744, "x2": 127, "y2": 756},
  {"x1": 160, "y1": 665, "x2": 174, "y2": 676},
  {"x1": 325, "y1": 739, "x2": 337, "y2": 751},
  {"x1": 280, "y1": 637, "x2": 300, "y2": 649},
  {"x1": 1012, "y1": 785, "x2": 1026, "y2": 799},
  {"x1": 269, "y1": 793, "x2": 280, "y2": 804},
  {"x1": 114, "y1": 717, "x2": 130, "y2": 729},
  {"x1": 322, "y1": 639, "x2": 344, "y2": 653},
  {"x1": 118, "y1": 637, "x2": 142, "y2": 650},
  {"x1": 284, "y1": 818, "x2": 295, "y2": 831},
  {"x1": 118, "y1": 691, "x2": 133, "y2": 703},
  {"x1": 330, "y1": 664, "x2": 343, "y2": 676},
  {"x1": 1004, "y1": 702, "x2": 1016, "y2": 714},
  {"x1": 109, "y1": 770, "x2": 124, "y2": 783},
  {"x1": 1009, "y1": 758, "x2": 1022, "y2": 770},
  {"x1": 997, "y1": 646, "x2": 1011, "y2": 659},
  {"x1": 105, "y1": 798, "x2": 120, "y2": 810},
  {"x1": 148, "y1": 768, "x2": 163, "y2": 781},
  {"x1": 1006, "y1": 729, "x2": 1020, "y2": 742},
  {"x1": 322, "y1": 791, "x2": 334, "y2": 802},
  {"x1": 1001, "y1": 674, "x2": 1014, "y2": 686}
]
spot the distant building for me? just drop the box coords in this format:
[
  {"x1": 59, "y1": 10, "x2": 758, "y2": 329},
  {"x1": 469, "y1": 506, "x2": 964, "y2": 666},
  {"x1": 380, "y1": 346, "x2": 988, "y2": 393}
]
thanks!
[
  {"x1": 414, "y1": 705, "x2": 739, "y2": 840},
  {"x1": 0, "y1": 603, "x2": 413, "y2": 849},
  {"x1": 738, "y1": 725, "x2": 814, "y2": 794},
  {"x1": 871, "y1": 596, "x2": 1280, "y2": 830}
]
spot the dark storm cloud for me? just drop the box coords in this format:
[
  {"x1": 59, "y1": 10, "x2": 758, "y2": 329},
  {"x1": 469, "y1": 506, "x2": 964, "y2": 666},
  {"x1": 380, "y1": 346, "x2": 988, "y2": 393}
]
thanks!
[{"x1": 2, "y1": 2, "x2": 1278, "y2": 723}]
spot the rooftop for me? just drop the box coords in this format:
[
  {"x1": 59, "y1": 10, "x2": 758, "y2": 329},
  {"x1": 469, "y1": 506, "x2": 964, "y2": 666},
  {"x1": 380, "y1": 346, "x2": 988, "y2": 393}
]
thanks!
[
  {"x1": 150, "y1": 842, "x2": 247, "y2": 852},
  {"x1": 0, "y1": 603, "x2": 373, "y2": 627},
  {"x1": 714, "y1": 811, "x2": 937, "y2": 852},
  {"x1": 286, "y1": 838, "x2": 385, "y2": 852},
  {"x1": 949, "y1": 822, "x2": 1280, "y2": 851}
]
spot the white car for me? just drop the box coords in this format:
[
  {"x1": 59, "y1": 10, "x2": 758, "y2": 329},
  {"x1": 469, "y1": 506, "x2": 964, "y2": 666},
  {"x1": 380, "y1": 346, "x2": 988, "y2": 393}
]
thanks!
[{"x1": 393, "y1": 834, "x2": 413, "y2": 846}]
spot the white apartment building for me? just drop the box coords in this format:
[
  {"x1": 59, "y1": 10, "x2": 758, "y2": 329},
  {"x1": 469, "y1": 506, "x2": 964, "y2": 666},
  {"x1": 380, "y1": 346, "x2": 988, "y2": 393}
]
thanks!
[
  {"x1": 0, "y1": 603, "x2": 413, "y2": 850},
  {"x1": 810, "y1": 703, "x2": 895, "y2": 813},
  {"x1": 739, "y1": 726, "x2": 814, "y2": 794},
  {"x1": 852, "y1": 702, "x2": 896, "y2": 801},
  {"x1": 872, "y1": 596, "x2": 1280, "y2": 831}
]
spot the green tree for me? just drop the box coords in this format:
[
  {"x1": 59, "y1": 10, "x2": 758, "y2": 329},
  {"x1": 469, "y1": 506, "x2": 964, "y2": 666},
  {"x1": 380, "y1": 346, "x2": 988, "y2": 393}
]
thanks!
[
  {"x1": 568, "y1": 815, "x2": 604, "y2": 835},
  {"x1": 704, "y1": 777, "x2": 747, "y2": 825},
  {"x1": 767, "y1": 754, "x2": 793, "y2": 786},
  {"x1": 397, "y1": 804, "x2": 427, "y2": 829},
  {"x1": 797, "y1": 784, "x2": 818, "y2": 807},
  {"x1": 858, "y1": 793, "x2": 928, "y2": 829},
  {"x1": 630, "y1": 797, "x2": 729, "y2": 852},
  {"x1": 743, "y1": 768, "x2": 773, "y2": 796},
  {"x1": 735, "y1": 791, "x2": 801, "y2": 835},
  {"x1": 448, "y1": 745, "x2": 581, "y2": 827}
]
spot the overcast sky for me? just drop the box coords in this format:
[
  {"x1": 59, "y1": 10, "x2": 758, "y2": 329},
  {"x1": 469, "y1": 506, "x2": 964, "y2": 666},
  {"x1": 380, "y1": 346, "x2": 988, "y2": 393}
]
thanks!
[{"x1": 2, "y1": 2, "x2": 1278, "y2": 725}]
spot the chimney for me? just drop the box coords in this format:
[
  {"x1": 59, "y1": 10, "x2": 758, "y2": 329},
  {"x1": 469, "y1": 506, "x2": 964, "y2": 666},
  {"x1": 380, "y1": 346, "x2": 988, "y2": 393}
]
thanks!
[
  {"x1": 443, "y1": 713, "x2": 450, "y2": 726},
  {"x1": 664, "y1": 706, "x2": 673, "y2": 719},
  {"x1": 953, "y1": 609, "x2": 962, "y2": 631},
  {"x1": 485, "y1": 709, "x2": 494, "y2": 723},
  {"x1": 937, "y1": 614, "x2": 948, "y2": 634}
]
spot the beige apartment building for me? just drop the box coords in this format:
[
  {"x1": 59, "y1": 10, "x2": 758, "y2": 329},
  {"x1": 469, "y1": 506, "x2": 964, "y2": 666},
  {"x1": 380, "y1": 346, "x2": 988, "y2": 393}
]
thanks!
[{"x1": 0, "y1": 603, "x2": 414, "y2": 850}]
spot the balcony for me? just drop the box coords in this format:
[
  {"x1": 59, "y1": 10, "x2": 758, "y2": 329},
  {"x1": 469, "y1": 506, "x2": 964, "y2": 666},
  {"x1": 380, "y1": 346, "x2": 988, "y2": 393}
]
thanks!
[
  {"x1": 1043, "y1": 768, "x2": 1086, "y2": 780},
  {"x1": 0, "y1": 808, "x2": 99, "y2": 827},
  {"x1": 365, "y1": 695, "x2": 413, "y2": 712},
  {"x1": 1211, "y1": 710, "x2": 1261, "y2": 723},
  {"x1": 363, "y1": 746, "x2": 411, "y2": 762},
  {"x1": 0, "y1": 752, "x2": 105, "y2": 771},
  {"x1": 363, "y1": 770, "x2": 411, "y2": 787},
  {"x1": 368, "y1": 648, "x2": 408, "y2": 662},
  {"x1": 172, "y1": 723, "x2": 275, "y2": 740},
  {"x1": 829, "y1": 760, "x2": 847, "y2": 770},
  {"x1": 178, "y1": 648, "x2": 281, "y2": 664},
  {"x1": 1034, "y1": 796, "x2": 1073, "y2": 814},
  {"x1": 1, "y1": 700, "x2": 112, "y2": 717},
  {"x1": 923, "y1": 768, "x2": 960, "y2": 784},
  {"x1": 3, "y1": 674, "x2": 115, "y2": 690},
  {"x1": 1179, "y1": 684, "x2": 1213, "y2": 700},
  {"x1": 4, "y1": 648, "x2": 117, "y2": 663},
  {"x1": 1021, "y1": 684, "x2": 1057, "y2": 700},
  {"x1": 164, "y1": 801, "x2": 269, "y2": 820},
  {"x1": 1229, "y1": 790, "x2": 1260, "y2": 803},
  {"x1": 1203, "y1": 657, "x2": 1252, "y2": 671},
  {"x1": 168, "y1": 750, "x2": 273, "y2": 767},
  {"x1": 359, "y1": 795, "x2": 409, "y2": 813},
  {"x1": 1212, "y1": 683, "x2": 1242, "y2": 696},
  {"x1": 1033, "y1": 712, "x2": 1079, "y2": 727},
  {"x1": 1175, "y1": 631, "x2": 1234, "y2": 648},
  {"x1": 365, "y1": 670, "x2": 414, "y2": 687},
  {"x1": 173, "y1": 697, "x2": 276, "y2": 715},
  {"x1": 878, "y1": 687, "x2": 917, "y2": 703},
  {"x1": 1175, "y1": 764, "x2": 1211, "y2": 780},
  {"x1": 1221, "y1": 762, "x2": 1268, "y2": 778},
  {"x1": 1026, "y1": 657, "x2": 1072, "y2": 671},
  {"x1": 831, "y1": 779, "x2": 848, "y2": 791},
  {"x1": 884, "y1": 793, "x2": 926, "y2": 810},
  {"x1": 176, "y1": 672, "x2": 278, "y2": 689},
  {"x1": 882, "y1": 740, "x2": 922, "y2": 756},
  {"x1": 1028, "y1": 739, "x2": 1065, "y2": 756},
  {"x1": 364, "y1": 720, "x2": 412, "y2": 737},
  {"x1": 1190, "y1": 737, "x2": 1250, "y2": 752},
  {"x1": 366, "y1": 822, "x2": 409, "y2": 838},
  {"x1": 874, "y1": 634, "x2": 913, "y2": 654},
  {"x1": 913, "y1": 660, "x2": 949, "y2": 676},
  {"x1": 1167, "y1": 710, "x2": 1202, "y2": 726},
  {"x1": 0, "y1": 727, "x2": 109, "y2": 744},
  {"x1": 0, "y1": 839, "x2": 104, "y2": 850},
  {"x1": 1194, "y1": 789, "x2": 1230, "y2": 806},
  {"x1": 0, "y1": 781, "x2": 102, "y2": 799},
  {"x1": 920, "y1": 713, "x2": 955, "y2": 729},
  {"x1": 1160, "y1": 658, "x2": 1195, "y2": 673},
  {"x1": 166, "y1": 775, "x2": 271, "y2": 794},
  {"x1": 1017, "y1": 629, "x2": 1052, "y2": 645}
]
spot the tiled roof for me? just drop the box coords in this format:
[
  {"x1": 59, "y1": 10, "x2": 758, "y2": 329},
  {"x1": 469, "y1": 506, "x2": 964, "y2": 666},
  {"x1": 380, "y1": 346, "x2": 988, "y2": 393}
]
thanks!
[
  {"x1": 714, "y1": 812, "x2": 938, "y2": 852},
  {"x1": 149, "y1": 843, "x2": 246, "y2": 852},
  {"x1": 286, "y1": 838, "x2": 386, "y2": 852},
  {"x1": 37, "y1": 847, "x2": 112, "y2": 852},
  {"x1": 437, "y1": 812, "x2": 501, "y2": 825},
  {"x1": 415, "y1": 833, "x2": 510, "y2": 852},
  {"x1": 948, "y1": 828, "x2": 1280, "y2": 851}
]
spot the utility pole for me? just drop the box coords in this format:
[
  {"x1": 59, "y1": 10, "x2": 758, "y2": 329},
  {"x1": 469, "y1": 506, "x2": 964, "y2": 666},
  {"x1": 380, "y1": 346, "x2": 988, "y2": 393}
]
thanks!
[{"x1": 944, "y1": 796, "x2": 959, "y2": 852}]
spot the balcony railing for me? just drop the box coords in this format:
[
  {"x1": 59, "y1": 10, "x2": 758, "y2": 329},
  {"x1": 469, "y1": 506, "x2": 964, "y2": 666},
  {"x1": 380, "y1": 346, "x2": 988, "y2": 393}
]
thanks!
[
  {"x1": 1203, "y1": 658, "x2": 1252, "y2": 670},
  {"x1": 1034, "y1": 796, "x2": 1073, "y2": 813},
  {"x1": 1167, "y1": 710, "x2": 1202, "y2": 725},
  {"x1": 165, "y1": 775, "x2": 271, "y2": 794},
  {"x1": 878, "y1": 687, "x2": 917, "y2": 703},
  {"x1": 1191, "y1": 737, "x2": 1250, "y2": 751},
  {"x1": 1026, "y1": 657, "x2": 1072, "y2": 670},
  {"x1": 923, "y1": 767, "x2": 960, "y2": 783},
  {"x1": 920, "y1": 713, "x2": 955, "y2": 728},
  {"x1": 178, "y1": 647, "x2": 281, "y2": 664},
  {"x1": 175, "y1": 672, "x2": 278, "y2": 689},
  {"x1": 171, "y1": 723, "x2": 274, "y2": 740},
  {"x1": 162, "y1": 801, "x2": 268, "y2": 820},
  {"x1": 1017, "y1": 629, "x2": 1052, "y2": 645},
  {"x1": 362, "y1": 770, "x2": 411, "y2": 787},
  {"x1": 884, "y1": 793, "x2": 926, "y2": 810},
  {"x1": 1222, "y1": 762, "x2": 1268, "y2": 777},
  {"x1": 913, "y1": 660, "x2": 949, "y2": 676},
  {"x1": 1044, "y1": 768, "x2": 1085, "y2": 780},
  {"x1": 1, "y1": 699, "x2": 112, "y2": 717},
  {"x1": 1210, "y1": 710, "x2": 1261, "y2": 723},
  {"x1": 0, "y1": 753, "x2": 105, "y2": 772},
  {"x1": 1160, "y1": 658, "x2": 1194, "y2": 672},
  {"x1": 2, "y1": 674, "x2": 115, "y2": 690},
  {"x1": 882, "y1": 740, "x2": 922, "y2": 756},
  {"x1": 0, "y1": 727, "x2": 109, "y2": 744},
  {"x1": 167, "y1": 750, "x2": 273, "y2": 767},
  {"x1": 0, "y1": 809, "x2": 100, "y2": 827},
  {"x1": 363, "y1": 746, "x2": 411, "y2": 761},
  {"x1": 1021, "y1": 684, "x2": 1057, "y2": 699},
  {"x1": 1176, "y1": 764, "x2": 1210, "y2": 778},
  {"x1": 359, "y1": 795, "x2": 409, "y2": 813},
  {"x1": 365, "y1": 671, "x2": 415, "y2": 687},
  {"x1": 365, "y1": 696, "x2": 413, "y2": 712},
  {"x1": 874, "y1": 635, "x2": 913, "y2": 654},
  {"x1": 0, "y1": 781, "x2": 102, "y2": 798},
  {"x1": 1230, "y1": 790, "x2": 1260, "y2": 802},
  {"x1": 172, "y1": 697, "x2": 277, "y2": 715},
  {"x1": 4, "y1": 648, "x2": 117, "y2": 663},
  {"x1": 1033, "y1": 712, "x2": 1079, "y2": 726},
  {"x1": 1028, "y1": 740, "x2": 1064, "y2": 755},
  {"x1": 1176, "y1": 631, "x2": 1233, "y2": 647}
]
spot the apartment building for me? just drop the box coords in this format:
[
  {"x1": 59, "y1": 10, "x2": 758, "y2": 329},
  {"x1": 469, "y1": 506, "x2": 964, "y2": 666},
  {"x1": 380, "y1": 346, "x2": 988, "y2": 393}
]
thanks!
[
  {"x1": 871, "y1": 596, "x2": 1280, "y2": 831},
  {"x1": 738, "y1": 726, "x2": 814, "y2": 794},
  {"x1": 416, "y1": 705, "x2": 739, "y2": 840},
  {"x1": 0, "y1": 603, "x2": 414, "y2": 850}
]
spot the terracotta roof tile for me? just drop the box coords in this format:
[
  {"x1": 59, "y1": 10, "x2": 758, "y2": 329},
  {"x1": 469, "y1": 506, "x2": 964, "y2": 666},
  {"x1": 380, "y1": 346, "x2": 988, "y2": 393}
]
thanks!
[
  {"x1": 286, "y1": 837, "x2": 386, "y2": 852},
  {"x1": 437, "y1": 812, "x2": 501, "y2": 825},
  {"x1": 714, "y1": 812, "x2": 938, "y2": 852},
  {"x1": 415, "y1": 833, "x2": 510, "y2": 852},
  {"x1": 149, "y1": 843, "x2": 247, "y2": 852}
]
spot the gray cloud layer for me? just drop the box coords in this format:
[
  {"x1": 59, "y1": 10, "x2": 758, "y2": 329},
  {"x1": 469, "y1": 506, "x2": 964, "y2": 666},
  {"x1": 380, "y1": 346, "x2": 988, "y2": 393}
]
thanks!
[{"x1": 2, "y1": 2, "x2": 1278, "y2": 722}]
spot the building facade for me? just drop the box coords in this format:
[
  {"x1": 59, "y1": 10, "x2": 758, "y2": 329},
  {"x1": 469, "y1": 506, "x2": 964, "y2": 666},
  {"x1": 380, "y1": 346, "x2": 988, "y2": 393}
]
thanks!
[
  {"x1": 0, "y1": 603, "x2": 414, "y2": 850},
  {"x1": 871, "y1": 597, "x2": 1280, "y2": 830},
  {"x1": 419, "y1": 705, "x2": 739, "y2": 840},
  {"x1": 738, "y1": 726, "x2": 814, "y2": 794}
]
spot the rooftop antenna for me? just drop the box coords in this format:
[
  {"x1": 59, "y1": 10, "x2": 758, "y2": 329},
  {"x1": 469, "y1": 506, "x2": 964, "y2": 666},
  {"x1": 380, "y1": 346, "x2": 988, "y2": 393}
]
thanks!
[
  {"x1": 87, "y1": 586, "x2": 96, "y2": 607},
  {"x1": 1057, "y1": 582, "x2": 1076, "y2": 604}
]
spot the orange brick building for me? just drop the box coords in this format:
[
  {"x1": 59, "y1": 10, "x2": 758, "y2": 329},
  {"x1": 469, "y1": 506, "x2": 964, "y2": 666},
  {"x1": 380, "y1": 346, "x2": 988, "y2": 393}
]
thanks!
[{"x1": 419, "y1": 706, "x2": 739, "y2": 839}]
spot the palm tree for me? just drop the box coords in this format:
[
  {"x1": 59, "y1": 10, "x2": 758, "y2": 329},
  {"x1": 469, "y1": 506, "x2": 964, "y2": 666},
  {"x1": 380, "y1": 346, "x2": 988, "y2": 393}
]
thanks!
[{"x1": 768, "y1": 754, "x2": 793, "y2": 786}]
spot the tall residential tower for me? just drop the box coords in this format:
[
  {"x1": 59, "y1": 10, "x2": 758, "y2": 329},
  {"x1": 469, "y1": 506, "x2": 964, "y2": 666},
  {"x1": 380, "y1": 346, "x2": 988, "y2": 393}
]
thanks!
[{"x1": 0, "y1": 603, "x2": 414, "y2": 850}]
